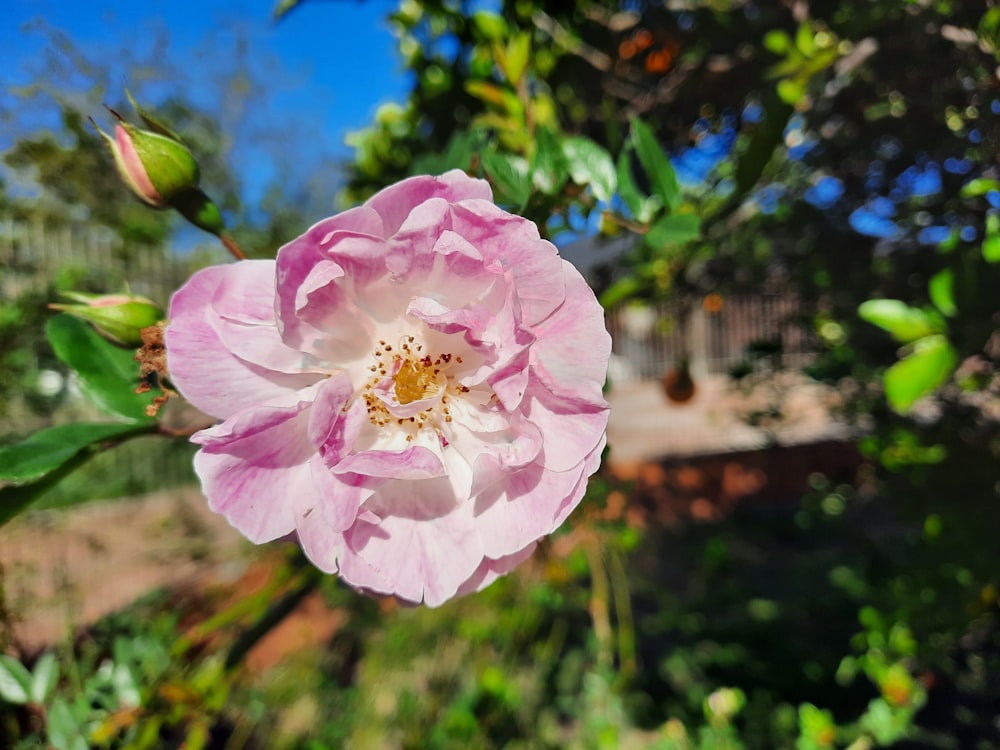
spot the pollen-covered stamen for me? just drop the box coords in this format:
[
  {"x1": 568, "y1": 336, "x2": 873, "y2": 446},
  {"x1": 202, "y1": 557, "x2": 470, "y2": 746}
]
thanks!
[
  {"x1": 394, "y1": 355, "x2": 441, "y2": 404},
  {"x1": 360, "y1": 336, "x2": 469, "y2": 441}
]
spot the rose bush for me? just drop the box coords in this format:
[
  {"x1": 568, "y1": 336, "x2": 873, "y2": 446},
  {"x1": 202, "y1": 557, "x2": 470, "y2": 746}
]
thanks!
[{"x1": 166, "y1": 170, "x2": 610, "y2": 605}]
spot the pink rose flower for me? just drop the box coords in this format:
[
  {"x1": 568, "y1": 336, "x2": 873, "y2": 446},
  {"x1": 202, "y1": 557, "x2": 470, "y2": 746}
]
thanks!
[{"x1": 166, "y1": 171, "x2": 610, "y2": 606}]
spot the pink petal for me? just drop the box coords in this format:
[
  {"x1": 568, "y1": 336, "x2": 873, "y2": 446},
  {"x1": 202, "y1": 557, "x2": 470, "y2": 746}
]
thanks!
[
  {"x1": 334, "y1": 446, "x2": 444, "y2": 480},
  {"x1": 193, "y1": 402, "x2": 316, "y2": 544},
  {"x1": 522, "y1": 377, "x2": 609, "y2": 473},
  {"x1": 341, "y1": 486, "x2": 483, "y2": 605},
  {"x1": 472, "y1": 459, "x2": 591, "y2": 558},
  {"x1": 167, "y1": 265, "x2": 321, "y2": 420},
  {"x1": 456, "y1": 543, "x2": 538, "y2": 597},
  {"x1": 530, "y1": 261, "x2": 612, "y2": 408},
  {"x1": 449, "y1": 200, "x2": 566, "y2": 326},
  {"x1": 366, "y1": 170, "x2": 492, "y2": 237}
]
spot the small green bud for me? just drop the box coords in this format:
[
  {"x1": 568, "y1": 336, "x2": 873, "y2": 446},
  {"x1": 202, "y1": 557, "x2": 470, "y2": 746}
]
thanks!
[
  {"x1": 96, "y1": 118, "x2": 201, "y2": 208},
  {"x1": 50, "y1": 292, "x2": 163, "y2": 347}
]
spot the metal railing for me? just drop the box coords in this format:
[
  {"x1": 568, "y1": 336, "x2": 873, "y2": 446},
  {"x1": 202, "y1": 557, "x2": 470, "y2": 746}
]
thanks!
[{"x1": 607, "y1": 294, "x2": 816, "y2": 384}]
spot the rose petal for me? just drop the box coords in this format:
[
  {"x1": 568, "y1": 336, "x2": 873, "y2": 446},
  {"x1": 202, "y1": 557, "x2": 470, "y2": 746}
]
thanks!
[{"x1": 167, "y1": 265, "x2": 321, "y2": 420}]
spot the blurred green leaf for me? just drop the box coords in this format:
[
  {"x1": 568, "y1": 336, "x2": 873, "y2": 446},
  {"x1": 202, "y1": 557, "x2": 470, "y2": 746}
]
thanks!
[
  {"x1": 472, "y1": 10, "x2": 507, "y2": 41},
  {"x1": 46, "y1": 314, "x2": 155, "y2": 422},
  {"x1": 481, "y1": 150, "x2": 531, "y2": 209},
  {"x1": 884, "y1": 335, "x2": 957, "y2": 413},
  {"x1": 599, "y1": 276, "x2": 644, "y2": 309},
  {"x1": 532, "y1": 127, "x2": 569, "y2": 195},
  {"x1": 0, "y1": 422, "x2": 149, "y2": 483},
  {"x1": 562, "y1": 137, "x2": 616, "y2": 202},
  {"x1": 777, "y1": 78, "x2": 806, "y2": 105},
  {"x1": 47, "y1": 696, "x2": 88, "y2": 750},
  {"x1": 0, "y1": 654, "x2": 32, "y2": 704},
  {"x1": 858, "y1": 299, "x2": 944, "y2": 343},
  {"x1": 979, "y1": 6, "x2": 1000, "y2": 56},
  {"x1": 959, "y1": 177, "x2": 1000, "y2": 197},
  {"x1": 645, "y1": 213, "x2": 701, "y2": 249},
  {"x1": 616, "y1": 147, "x2": 654, "y2": 222},
  {"x1": 30, "y1": 652, "x2": 59, "y2": 705},
  {"x1": 735, "y1": 95, "x2": 793, "y2": 198},
  {"x1": 982, "y1": 234, "x2": 1000, "y2": 263},
  {"x1": 763, "y1": 30, "x2": 791, "y2": 55},
  {"x1": 500, "y1": 32, "x2": 531, "y2": 85},
  {"x1": 629, "y1": 118, "x2": 681, "y2": 212},
  {"x1": 928, "y1": 269, "x2": 957, "y2": 317}
]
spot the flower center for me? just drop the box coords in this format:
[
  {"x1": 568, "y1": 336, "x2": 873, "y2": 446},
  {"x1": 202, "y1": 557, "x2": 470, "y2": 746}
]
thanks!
[
  {"x1": 361, "y1": 337, "x2": 468, "y2": 442},
  {"x1": 394, "y1": 356, "x2": 440, "y2": 404}
]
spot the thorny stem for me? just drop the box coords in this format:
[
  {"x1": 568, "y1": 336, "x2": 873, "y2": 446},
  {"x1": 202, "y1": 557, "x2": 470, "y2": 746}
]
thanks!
[{"x1": 219, "y1": 233, "x2": 248, "y2": 261}]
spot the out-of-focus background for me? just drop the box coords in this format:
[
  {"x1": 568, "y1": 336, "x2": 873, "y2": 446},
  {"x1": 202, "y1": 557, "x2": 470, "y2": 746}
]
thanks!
[{"x1": 2, "y1": 1, "x2": 999, "y2": 748}]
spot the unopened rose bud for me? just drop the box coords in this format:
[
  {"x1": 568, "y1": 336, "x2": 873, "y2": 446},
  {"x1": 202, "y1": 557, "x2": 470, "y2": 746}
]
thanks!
[
  {"x1": 49, "y1": 292, "x2": 163, "y2": 347},
  {"x1": 94, "y1": 118, "x2": 200, "y2": 208}
]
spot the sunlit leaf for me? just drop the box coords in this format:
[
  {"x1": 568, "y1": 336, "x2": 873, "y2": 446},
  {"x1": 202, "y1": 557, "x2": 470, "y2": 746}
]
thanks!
[
  {"x1": 630, "y1": 117, "x2": 681, "y2": 211},
  {"x1": 465, "y1": 80, "x2": 509, "y2": 108},
  {"x1": 30, "y1": 652, "x2": 59, "y2": 705},
  {"x1": 472, "y1": 10, "x2": 507, "y2": 41},
  {"x1": 884, "y1": 335, "x2": 957, "y2": 413},
  {"x1": 46, "y1": 314, "x2": 155, "y2": 422},
  {"x1": 481, "y1": 150, "x2": 531, "y2": 209},
  {"x1": 645, "y1": 213, "x2": 701, "y2": 249},
  {"x1": 858, "y1": 299, "x2": 944, "y2": 343},
  {"x1": 562, "y1": 137, "x2": 616, "y2": 202},
  {"x1": 959, "y1": 177, "x2": 1000, "y2": 197},
  {"x1": 500, "y1": 32, "x2": 531, "y2": 85},
  {"x1": 532, "y1": 127, "x2": 568, "y2": 195},
  {"x1": 599, "y1": 276, "x2": 644, "y2": 309},
  {"x1": 928, "y1": 269, "x2": 957, "y2": 317},
  {"x1": 47, "y1": 697, "x2": 89, "y2": 750},
  {"x1": 763, "y1": 30, "x2": 791, "y2": 55},
  {"x1": 982, "y1": 234, "x2": 1000, "y2": 263},
  {"x1": 0, "y1": 655, "x2": 32, "y2": 704}
]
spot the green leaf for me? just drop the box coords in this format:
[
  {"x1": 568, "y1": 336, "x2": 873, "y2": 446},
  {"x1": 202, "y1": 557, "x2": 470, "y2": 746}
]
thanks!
[
  {"x1": 47, "y1": 696, "x2": 88, "y2": 750},
  {"x1": 46, "y1": 314, "x2": 155, "y2": 422},
  {"x1": 410, "y1": 129, "x2": 487, "y2": 177},
  {"x1": 629, "y1": 118, "x2": 681, "y2": 211},
  {"x1": 959, "y1": 177, "x2": 1000, "y2": 198},
  {"x1": 763, "y1": 30, "x2": 791, "y2": 55},
  {"x1": 1, "y1": 446, "x2": 92, "y2": 526},
  {"x1": 858, "y1": 299, "x2": 944, "y2": 343},
  {"x1": 0, "y1": 655, "x2": 33, "y2": 704},
  {"x1": 884, "y1": 335, "x2": 957, "y2": 413},
  {"x1": 983, "y1": 234, "x2": 1000, "y2": 263},
  {"x1": 500, "y1": 32, "x2": 531, "y2": 85},
  {"x1": 645, "y1": 213, "x2": 701, "y2": 249},
  {"x1": 928, "y1": 269, "x2": 957, "y2": 317},
  {"x1": 0, "y1": 422, "x2": 149, "y2": 483},
  {"x1": 472, "y1": 10, "x2": 507, "y2": 41},
  {"x1": 777, "y1": 78, "x2": 806, "y2": 105},
  {"x1": 562, "y1": 137, "x2": 616, "y2": 202},
  {"x1": 599, "y1": 276, "x2": 644, "y2": 309},
  {"x1": 616, "y1": 148, "x2": 652, "y2": 221},
  {"x1": 532, "y1": 127, "x2": 569, "y2": 195},
  {"x1": 30, "y1": 652, "x2": 59, "y2": 705},
  {"x1": 481, "y1": 150, "x2": 531, "y2": 209},
  {"x1": 735, "y1": 94, "x2": 794, "y2": 198}
]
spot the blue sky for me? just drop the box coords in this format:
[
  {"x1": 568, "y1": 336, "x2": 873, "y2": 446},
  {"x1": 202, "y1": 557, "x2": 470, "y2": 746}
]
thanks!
[{"x1": 2, "y1": 0, "x2": 410, "y2": 205}]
